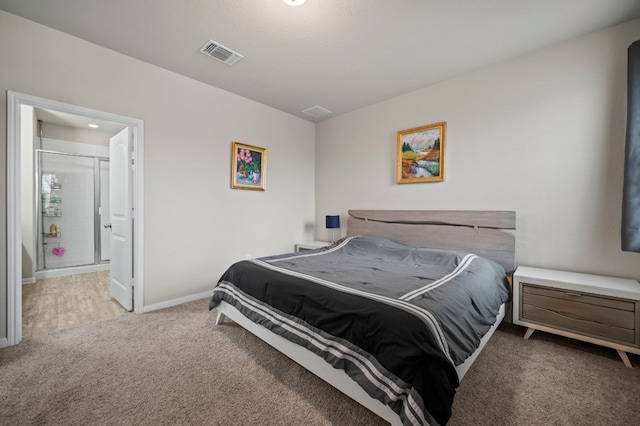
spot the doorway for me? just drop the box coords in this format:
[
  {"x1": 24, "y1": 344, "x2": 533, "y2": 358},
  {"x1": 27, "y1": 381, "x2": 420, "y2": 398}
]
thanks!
[{"x1": 6, "y1": 91, "x2": 145, "y2": 346}]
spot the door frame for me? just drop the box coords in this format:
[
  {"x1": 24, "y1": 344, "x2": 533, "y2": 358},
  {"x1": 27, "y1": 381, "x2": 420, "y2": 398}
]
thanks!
[{"x1": 6, "y1": 91, "x2": 145, "y2": 346}]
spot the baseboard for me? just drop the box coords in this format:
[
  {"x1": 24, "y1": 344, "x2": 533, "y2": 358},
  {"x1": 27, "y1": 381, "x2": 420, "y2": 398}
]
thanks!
[
  {"x1": 22, "y1": 277, "x2": 36, "y2": 285},
  {"x1": 0, "y1": 337, "x2": 9, "y2": 348},
  {"x1": 142, "y1": 291, "x2": 211, "y2": 313}
]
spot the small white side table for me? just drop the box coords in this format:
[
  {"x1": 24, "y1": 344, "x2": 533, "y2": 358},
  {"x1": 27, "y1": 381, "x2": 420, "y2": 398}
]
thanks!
[
  {"x1": 294, "y1": 240, "x2": 332, "y2": 252},
  {"x1": 513, "y1": 266, "x2": 640, "y2": 367}
]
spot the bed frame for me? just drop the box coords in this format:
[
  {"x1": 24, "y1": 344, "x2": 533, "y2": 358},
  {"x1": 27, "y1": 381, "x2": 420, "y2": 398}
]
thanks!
[{"x1": 215, "y1": 210, "x2": 516, "y2": 425}]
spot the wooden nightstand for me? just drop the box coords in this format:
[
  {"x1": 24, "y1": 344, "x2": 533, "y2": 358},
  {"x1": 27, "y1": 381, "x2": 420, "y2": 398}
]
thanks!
[
  {"x1": 513, "y1": 266, "x2": 640, "y2": 367},
  {"x1": 294, "y1": 240, "x2": 333, "y2": 252}
]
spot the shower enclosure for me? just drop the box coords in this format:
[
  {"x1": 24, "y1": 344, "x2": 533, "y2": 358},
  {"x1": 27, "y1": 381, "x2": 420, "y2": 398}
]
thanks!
[{"x1": 36, "y1": 150, "x2": 110, "y2": 276}]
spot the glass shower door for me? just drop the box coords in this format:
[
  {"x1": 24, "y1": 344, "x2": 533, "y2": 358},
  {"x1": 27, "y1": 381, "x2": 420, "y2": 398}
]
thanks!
[{"x1": 37, "y1": 152, "x2": 96, "y2": 270}]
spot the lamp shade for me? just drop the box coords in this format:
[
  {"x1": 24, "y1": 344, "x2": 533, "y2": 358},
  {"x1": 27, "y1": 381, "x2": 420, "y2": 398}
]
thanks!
[{"x1": 325, "y1": 215, "x2": 340, "y2": 229}]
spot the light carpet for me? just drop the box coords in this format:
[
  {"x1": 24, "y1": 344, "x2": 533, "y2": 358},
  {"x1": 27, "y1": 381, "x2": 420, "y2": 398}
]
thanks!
[{"x1": 1, "y1": 298, "x2": 639, "y2": 425}]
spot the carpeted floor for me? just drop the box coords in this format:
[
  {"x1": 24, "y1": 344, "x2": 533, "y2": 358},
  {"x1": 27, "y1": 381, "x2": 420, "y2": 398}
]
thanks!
[{"x1": 1, "y1": 298, "x2": 639, "y2": 425}]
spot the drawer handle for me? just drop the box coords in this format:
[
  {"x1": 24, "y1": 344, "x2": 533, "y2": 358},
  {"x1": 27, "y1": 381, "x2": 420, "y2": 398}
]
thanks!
[{"x1": 565, "y1": 292, "x2": 582, "y2": 297}]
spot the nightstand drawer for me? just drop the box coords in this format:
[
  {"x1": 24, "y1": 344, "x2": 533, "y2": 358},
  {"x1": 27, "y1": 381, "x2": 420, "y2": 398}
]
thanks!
[
  {"x1": 523, "y1": 284, "x2": 636, "y2": 311},
  {"x1": 522, "y1": 283, "x2": 637, "y2": 345}
]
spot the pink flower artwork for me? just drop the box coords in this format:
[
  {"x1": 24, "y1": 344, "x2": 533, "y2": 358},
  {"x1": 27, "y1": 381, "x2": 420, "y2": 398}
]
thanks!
[{"x1": 231, "y1": 142, "x2": 266, "y2": 190}]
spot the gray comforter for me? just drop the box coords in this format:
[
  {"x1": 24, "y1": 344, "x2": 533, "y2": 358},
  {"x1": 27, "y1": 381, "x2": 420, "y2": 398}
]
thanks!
[{"x1": 210, "y1": 235, "x2": 510, "y2": 425}]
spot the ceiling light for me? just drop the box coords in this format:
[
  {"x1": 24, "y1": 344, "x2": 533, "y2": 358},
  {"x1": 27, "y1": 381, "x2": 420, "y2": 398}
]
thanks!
[
  {"x1": 282, "y1": 0, "x2": 307, "y2": 6},
  {"x1": 88, "y1": 123, "x2": 100, "y2": 128}
]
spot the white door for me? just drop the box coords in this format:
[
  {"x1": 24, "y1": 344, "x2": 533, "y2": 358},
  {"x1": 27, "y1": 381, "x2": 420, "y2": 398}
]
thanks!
[{"x1": 109, "y1": 128, "x2": 133, "y2": 311}]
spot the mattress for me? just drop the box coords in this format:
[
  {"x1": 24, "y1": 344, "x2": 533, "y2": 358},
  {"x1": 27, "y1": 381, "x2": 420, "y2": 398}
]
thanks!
[{"x1": 209, "y1": 236, "x2": 510, "y2": 425}]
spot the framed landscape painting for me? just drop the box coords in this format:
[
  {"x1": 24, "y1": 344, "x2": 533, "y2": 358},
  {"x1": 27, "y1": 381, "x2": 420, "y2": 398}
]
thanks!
[
  {"x1": 231, "y1": 141, "x2": 267, "y2": 190},
  {"x1": 397, "y1": 122, "x2": 446, "y2": 184}
]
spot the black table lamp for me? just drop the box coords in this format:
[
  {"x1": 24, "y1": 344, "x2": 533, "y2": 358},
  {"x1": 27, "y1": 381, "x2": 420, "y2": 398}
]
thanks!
[{"x1": 326, "y1": 215, "x2": 340, "y2": 242}]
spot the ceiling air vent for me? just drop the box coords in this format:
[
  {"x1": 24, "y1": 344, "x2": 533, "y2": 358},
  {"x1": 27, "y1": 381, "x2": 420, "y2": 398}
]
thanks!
[
  {"x1": 302, "y1": 105, "x2": 332, "y2": 119},
  {"x1": 199, "y1": 40, "x2": 243, "y2": 66}
]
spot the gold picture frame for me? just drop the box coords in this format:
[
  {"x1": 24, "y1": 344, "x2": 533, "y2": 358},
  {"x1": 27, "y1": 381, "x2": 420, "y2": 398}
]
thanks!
[
  {"x1": 397, "y1": 122, "x2": 446, "y2": 184},
  {"x1": 231, "y1": 141, "x2": 267, "y2": 190}
]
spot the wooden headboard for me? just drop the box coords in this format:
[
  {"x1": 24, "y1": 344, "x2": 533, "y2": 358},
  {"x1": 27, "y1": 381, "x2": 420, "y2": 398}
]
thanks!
[{"x1": 346, "y1": 210, "x2": 516, "y2": 273}]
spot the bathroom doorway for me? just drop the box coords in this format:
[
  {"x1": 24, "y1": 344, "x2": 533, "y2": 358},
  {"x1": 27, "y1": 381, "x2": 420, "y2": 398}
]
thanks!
[
  {"x1": 7, "y1": 91, "x2": 145, "y2": 346},
  {"x1": 24, "y1": 116, "x2": 123, "y2": 337}
]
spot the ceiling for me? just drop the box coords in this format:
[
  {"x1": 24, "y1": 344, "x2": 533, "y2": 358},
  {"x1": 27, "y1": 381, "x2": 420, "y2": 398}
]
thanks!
[{"x1": 2, "y1": 0, "x2": 640, "y2": 123}]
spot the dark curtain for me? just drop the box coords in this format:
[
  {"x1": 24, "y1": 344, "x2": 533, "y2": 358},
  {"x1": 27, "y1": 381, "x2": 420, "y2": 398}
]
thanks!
[{"x1": 622, "y1": 39, "x2": 640, "y2": 252}]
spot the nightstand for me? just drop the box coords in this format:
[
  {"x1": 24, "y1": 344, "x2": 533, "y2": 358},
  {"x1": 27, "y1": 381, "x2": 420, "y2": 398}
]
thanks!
[
  {"x1": 294, "y1": 240, "x2": 332, "y2": 252},
  {"x1": 513, "y1": 266, "x2": 640, "y2": 367}
]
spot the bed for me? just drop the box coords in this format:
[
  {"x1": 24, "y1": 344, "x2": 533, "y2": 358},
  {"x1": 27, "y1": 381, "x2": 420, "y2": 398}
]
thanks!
[{"x1": 209, "y1": 210, "x2": 516, "y2": 425}]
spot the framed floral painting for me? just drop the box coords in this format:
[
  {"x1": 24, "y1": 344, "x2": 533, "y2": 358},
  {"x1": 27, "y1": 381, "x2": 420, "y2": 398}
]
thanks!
[
  {"x1": 231, "y1": 142, "x2": 267, "y2": 190},
  {"x1": 397, "y1": 122, "x2": 446, "y2": 183}
]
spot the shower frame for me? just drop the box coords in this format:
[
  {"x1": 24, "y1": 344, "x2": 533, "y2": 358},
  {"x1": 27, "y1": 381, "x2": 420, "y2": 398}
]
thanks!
[{"x1": 35, "y1": 149, "x2": 110, "y2": 272}]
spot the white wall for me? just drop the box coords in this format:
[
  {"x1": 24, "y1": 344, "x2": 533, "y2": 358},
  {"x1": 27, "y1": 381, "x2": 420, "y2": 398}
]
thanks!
[
  {"x1": 41, "y1": 122, "x2": 112, "y2": 147},
  {"x1": 20, "y1": 105, "x2": 35, "y2": 283},
  {"x1": 316, "y1": 18, "x2": 640, "y2": 281},
  {"x1": 0, "y1": 10, "x2": 316, "y2": 340}
]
